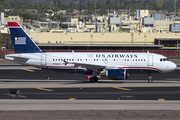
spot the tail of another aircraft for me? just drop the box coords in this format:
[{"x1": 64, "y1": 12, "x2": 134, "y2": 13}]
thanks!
[{"x1": 8, "y1": 22, "x2": 43, "y2": 53}]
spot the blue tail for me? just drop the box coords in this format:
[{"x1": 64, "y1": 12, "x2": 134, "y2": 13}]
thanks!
[{"x1": 8, "y1": 22, "x2": 43, "y2": 53}]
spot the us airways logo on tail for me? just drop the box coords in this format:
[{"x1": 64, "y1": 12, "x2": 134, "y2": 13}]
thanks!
[
  {"x1": 96, "y1": 54, "x2": 138, "y2": 58},
  {"x1": 15, "y1": 37, "x2": 26, "y2": 45}
]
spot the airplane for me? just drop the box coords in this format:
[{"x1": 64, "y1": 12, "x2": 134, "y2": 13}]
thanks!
[{"x1": 5, "y1": 22, "x2": 177, "y2": 83}]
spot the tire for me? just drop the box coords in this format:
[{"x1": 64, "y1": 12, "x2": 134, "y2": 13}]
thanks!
[{"x1": 90, "y1": 76, "x2": 98, "y2": 83}]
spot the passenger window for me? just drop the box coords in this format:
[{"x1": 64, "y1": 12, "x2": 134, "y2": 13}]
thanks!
[{"x1": 160, "y1": 58, "x2": 162, "y2": 61}]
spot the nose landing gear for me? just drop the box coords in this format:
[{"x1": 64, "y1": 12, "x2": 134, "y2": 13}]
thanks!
[{"x1": 148, "y1": 74, "x2": 153, "y2": 83}]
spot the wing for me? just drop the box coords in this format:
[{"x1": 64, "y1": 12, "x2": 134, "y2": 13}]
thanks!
[
  {"x1": 72, "y1": 62, "x2": 106, "y2": 73},
  {"x1": 72, "y1": 62, "x2": 126, "y2": 73}
]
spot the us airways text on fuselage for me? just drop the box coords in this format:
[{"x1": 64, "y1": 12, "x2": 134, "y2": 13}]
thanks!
[{"x1": 96, "y1": 54, "x2": 138, "y2": 58}]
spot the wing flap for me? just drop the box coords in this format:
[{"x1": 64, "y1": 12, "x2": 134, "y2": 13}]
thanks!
[{"x1": 72, "y1": 62, "x2": 106, "y2": 73}]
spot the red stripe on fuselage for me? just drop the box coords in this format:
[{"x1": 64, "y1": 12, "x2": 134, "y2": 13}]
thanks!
[
  {"x1": 26, "y1": 65, "x2": 79, "y2": 69},
  {"x1": 25, "y1": 65, "x2": 163, "y2": 73},
  {"x1": 8, "y1": 22, "x2": 20, "y2": 27}
]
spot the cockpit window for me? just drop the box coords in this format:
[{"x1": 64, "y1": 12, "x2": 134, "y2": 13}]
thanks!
[{"x1": 160, "y1": 58, "x2": 169, "y2": 62}]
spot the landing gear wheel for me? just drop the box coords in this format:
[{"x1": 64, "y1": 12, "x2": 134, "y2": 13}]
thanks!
[
  {"x1": 90, "y1": 76, "x2": 98, "y2": 83},
  {"x1": 148, "y1": 79, "x2": 153, "y2": 83}
]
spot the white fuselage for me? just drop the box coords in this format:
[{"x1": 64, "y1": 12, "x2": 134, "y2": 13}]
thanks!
[{"x1": 5, "y1": 52, "x2": 177, "y2": 74}]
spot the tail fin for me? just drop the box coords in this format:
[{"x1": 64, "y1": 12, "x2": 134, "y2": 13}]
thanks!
[{"x1": 8, "y1": 22, "x2": 43, "y2": 53}]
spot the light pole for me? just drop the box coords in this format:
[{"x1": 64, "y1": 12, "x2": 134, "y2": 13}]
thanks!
[{"x1": 174, "y1": 0, "x2": 177, "y2": 17}]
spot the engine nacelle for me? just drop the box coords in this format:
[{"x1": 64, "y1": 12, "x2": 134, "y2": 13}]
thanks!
[{"x1": 106, "y1": 69, "x2": 127, "y2": 80}]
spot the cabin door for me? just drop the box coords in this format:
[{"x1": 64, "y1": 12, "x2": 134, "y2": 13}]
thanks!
[
  {"x1": 41, "y1": 54, "x2": 47, "y2": 66},
  {"x1": 147, "y1": 55, "x2": 153, "y2": 66}
]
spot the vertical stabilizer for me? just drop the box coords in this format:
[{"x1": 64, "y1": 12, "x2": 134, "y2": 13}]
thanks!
[{"x1": 8, "y1": 22, "x2": 43, "y2": 53}]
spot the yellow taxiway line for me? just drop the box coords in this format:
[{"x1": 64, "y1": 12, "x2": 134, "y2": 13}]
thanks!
[
  {"x1": 69, "y1": 98, "x2": 76, "y2": 100},
  {"x1": 113, "y1": 87, "x2": 131, "y2": 91},
  {"x1": 36, "y1": 88, "x2": 54, "y2": 92},
  {"x1": 23, "y1": 69, "x2": 35, "y2": 72},
  {"x1": 158, "y1": 99, "x2": 165, "y2": 101}
]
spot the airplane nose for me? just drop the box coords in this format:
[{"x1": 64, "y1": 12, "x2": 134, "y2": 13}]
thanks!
[{"x1": 171, "y1": 62, "x2": 177, "y2": 71}]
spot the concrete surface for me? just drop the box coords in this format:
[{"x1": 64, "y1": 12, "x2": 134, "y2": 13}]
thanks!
[
  {"x1": 1, "y1": 81, "x2": 180, "y2": 88},
  {"x1": 0, "y1": 100, "x2": 180, "y2": 110}
]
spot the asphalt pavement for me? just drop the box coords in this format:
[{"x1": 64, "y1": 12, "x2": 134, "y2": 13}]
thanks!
[
  {"x1": 0, "y1": 68, "x2": 179, "y2": 81},
  {"x1": 1, "y1": 86, "x2": 180, "y2": 100},
  {"x1": 0, "y1": 62, "x2": 180, "y2": 120}
]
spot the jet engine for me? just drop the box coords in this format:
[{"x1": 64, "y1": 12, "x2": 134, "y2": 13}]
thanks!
[{"x1": 106, "y1": 69, "x2": 128, "y2": 80}]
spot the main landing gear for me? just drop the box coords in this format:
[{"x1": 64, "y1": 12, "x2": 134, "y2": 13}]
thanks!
[
  {"x1": 90, "y1": 76, "x2": 98, "y2": 83},
  {"x1": 148, "y1": 74, "x2": 153, "y2": 83}
]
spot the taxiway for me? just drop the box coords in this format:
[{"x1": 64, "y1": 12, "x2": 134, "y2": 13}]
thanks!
[{"x1": 0, "y1": 59, "x2": 180, "y2": 120}]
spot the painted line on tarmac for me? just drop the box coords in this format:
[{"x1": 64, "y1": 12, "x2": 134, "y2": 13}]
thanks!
[
  {"x1": 158, "y1": 99, "x2": 165, "y2": 101},
  {"x1": 69, "y1": 98, "x2": 76, "y2": 100},
  {"x1": 23, "y1": 69, "x2": 35, "y2": 72},
  {"x1": 36, "y1": 87, "x2": 54, "y2": 92},
  {"x1": 113, "y1": 87, "x2": 131, "y2": 91}
]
